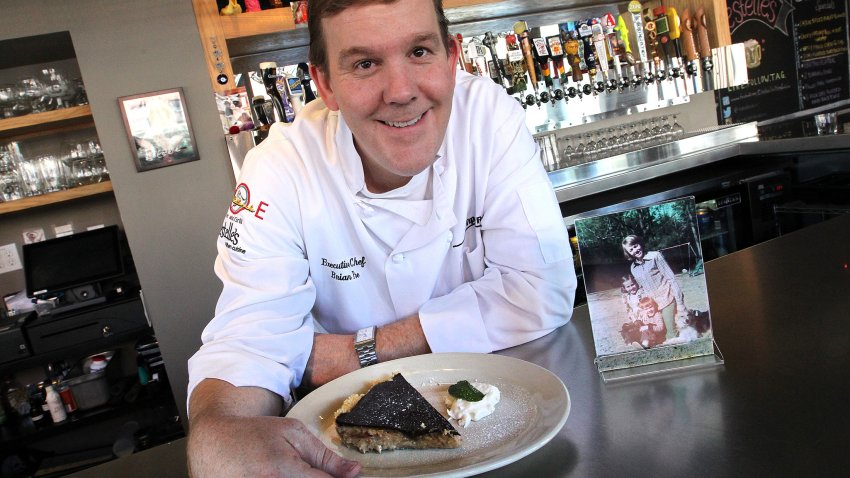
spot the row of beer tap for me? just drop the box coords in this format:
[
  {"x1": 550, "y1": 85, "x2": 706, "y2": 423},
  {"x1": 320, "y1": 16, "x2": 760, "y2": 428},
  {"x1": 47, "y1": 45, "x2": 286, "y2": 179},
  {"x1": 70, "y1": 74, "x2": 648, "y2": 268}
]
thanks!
[{"x1": 457, "y1": 1, "x2": 716, "y2": 108}]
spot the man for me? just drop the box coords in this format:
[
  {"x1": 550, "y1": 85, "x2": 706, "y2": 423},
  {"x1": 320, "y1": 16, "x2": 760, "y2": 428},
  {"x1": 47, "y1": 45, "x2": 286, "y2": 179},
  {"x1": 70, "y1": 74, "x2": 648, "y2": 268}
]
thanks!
[{"x1": 187, "y1": 0, "x2": 576, "y2": 475}]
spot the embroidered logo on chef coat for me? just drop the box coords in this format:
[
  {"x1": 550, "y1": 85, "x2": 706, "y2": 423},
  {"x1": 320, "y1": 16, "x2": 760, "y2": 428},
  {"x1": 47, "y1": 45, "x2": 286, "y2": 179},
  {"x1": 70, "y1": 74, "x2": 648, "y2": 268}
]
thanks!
[
  {"x1": 219, "y1": 220, "x2": 246, "y2": 254},
  {"x1": 321, "y1": 256, "x2": 366, "y2": 281},
  {"x1": 230, "y1": 183, "x2": 270, "y2": 220},
  {"x1": 452, "y1": 215, "x2": 483, "y2": 248}
]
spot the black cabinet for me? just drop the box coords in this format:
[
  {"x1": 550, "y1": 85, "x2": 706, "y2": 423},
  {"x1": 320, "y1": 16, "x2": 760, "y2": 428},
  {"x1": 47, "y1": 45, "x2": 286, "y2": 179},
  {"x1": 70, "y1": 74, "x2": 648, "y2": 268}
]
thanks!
[{"x1": 25, "y1": 297, "x2": 148, "y2": 355}]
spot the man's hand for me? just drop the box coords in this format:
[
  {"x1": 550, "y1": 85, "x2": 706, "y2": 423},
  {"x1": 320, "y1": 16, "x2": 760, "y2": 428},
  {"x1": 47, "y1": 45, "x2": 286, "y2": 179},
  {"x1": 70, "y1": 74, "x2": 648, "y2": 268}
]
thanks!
[
  {"x1": 188, "y1": 379, "x2": 360, "y2": 478},
  {"x1": 303, "y1": 316, "x2": 431, "y2": 389}
]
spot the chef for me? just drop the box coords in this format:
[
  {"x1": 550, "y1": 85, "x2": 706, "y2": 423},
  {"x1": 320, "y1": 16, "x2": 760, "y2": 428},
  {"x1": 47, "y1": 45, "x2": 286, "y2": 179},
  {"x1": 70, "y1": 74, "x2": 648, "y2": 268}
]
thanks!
[{"x1": 187, "y1": 0, "x2": 577, "y2": 475}]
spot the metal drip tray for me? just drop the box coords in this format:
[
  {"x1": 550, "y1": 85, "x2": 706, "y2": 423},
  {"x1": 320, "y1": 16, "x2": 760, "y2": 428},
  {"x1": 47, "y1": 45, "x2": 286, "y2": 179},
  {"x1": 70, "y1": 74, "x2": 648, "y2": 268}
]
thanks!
[{"x1": 548, "y1": 122, "x2": 759, "y2": 202}]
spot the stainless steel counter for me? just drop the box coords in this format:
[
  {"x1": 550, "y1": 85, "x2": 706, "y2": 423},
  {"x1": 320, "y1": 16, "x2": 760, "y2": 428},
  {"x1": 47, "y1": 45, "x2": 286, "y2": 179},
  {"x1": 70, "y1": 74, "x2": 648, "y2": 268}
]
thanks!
[
  {"x1": 548, "y1": 123, "x2": 850, "y2": 203},
  {"x1": 70, "y1": 214, "x2": 850, "y2": 477}
]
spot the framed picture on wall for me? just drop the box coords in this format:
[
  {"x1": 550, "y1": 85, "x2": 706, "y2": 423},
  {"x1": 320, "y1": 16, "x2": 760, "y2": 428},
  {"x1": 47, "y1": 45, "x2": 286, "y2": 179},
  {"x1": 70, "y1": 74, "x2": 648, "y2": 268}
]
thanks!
[{"x1": 118, "y1": 87, "x2": 199, "y2": 172}]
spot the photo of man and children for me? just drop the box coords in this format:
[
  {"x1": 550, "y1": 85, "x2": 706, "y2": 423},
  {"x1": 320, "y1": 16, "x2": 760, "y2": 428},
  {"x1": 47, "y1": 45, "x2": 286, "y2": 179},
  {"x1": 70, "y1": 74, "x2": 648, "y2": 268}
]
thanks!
[{"x1": 574, "y1": 197, "x2": 713, "y2": 357}]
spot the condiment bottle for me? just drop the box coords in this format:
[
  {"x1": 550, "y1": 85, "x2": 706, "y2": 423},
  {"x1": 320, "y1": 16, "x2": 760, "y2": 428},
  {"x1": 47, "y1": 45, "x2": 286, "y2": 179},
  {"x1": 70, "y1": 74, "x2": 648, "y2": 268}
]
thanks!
[
  {"x1": 44, "y1": 385, "x2": 67, "y2": 423},
  {"x1": 90, "y1": 355, "x2": 108, "y2": 373}
]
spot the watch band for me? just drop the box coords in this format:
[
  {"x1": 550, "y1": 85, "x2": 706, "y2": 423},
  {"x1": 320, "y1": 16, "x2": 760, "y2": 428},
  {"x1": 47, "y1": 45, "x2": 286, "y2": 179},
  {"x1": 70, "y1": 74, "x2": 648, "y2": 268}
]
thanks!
[{"x1": 354, "y1": 326, "x2": 378, "y2": 367}]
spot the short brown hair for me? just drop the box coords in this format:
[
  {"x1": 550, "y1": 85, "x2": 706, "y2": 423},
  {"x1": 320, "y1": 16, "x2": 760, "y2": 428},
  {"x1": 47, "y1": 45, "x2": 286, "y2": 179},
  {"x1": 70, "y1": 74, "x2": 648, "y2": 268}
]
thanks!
[
  {"x1": 307, "y1": 0, "x2": 450, "y2": 73},
  {"x1": 621, "y1": 234, "x2": 645, "y2": 262}
]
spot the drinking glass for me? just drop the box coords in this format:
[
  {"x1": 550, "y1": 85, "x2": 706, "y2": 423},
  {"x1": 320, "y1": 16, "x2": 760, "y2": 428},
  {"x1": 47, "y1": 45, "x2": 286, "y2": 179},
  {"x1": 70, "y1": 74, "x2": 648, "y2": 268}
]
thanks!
[
  {"x1": 0, "y1": 84, "x2": 15, "y2": 118},
  {"x1": 814, "y1": 112, "x2": 838, "y2": 135},
  {"x1": 41, "y1": 68, "x2": 72, "y2": 109},
  {"x1": 18, "y1": 77, "x2": 47, "y2": 114},
  {"x1": 558, "y1": 135, "x2": 575, "y2": 168},
  {"x1": 671, "y1": 114, "x2": 685, "y2": 139},
  {"x1": 573, "y1": 135, "x2": 586, "y2": 164},
  {"x1": 0, "y1": 151, "x2": 24, "y2": 202},
  {"x1": 36, "y1": 155, "x2": 66, "y2": 192},
  {"x1": 18, "y1": 159, "x2": 45, "y2": 196}
]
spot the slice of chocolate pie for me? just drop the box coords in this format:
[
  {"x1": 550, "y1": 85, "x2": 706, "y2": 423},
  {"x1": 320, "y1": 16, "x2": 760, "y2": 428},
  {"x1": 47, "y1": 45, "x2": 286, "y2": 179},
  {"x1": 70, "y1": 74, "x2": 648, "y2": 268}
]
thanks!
[{"x1": 335, "y1": 373, "x2": 462, "y2": 453}]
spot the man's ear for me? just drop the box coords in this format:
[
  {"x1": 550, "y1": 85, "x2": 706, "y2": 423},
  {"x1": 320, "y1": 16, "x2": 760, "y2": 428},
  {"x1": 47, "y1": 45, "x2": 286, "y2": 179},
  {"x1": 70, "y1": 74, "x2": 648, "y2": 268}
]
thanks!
[
  {"x1": 447, "y1": 34, "x2": 461, "y2": 67},
  {"x1": 309, "y1": 64, "x2": 339, "y2": 111}
]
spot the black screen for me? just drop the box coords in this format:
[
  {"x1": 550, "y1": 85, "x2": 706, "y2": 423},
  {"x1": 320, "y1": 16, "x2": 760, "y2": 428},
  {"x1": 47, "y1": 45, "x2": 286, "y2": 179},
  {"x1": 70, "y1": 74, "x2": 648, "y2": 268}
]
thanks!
[{"x1": 23, "y1": 226, "x2": 124, "y2": 297}]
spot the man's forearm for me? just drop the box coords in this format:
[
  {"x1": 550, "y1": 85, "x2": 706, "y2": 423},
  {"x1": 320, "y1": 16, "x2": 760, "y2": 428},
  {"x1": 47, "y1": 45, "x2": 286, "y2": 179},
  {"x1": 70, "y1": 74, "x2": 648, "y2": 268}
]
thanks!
[
  {"x1": 189, "y1": 378, "x2": 284, "y2": 424},
  {"x1": 304, "y1": 316, "x2": 431, "y2": 388}
]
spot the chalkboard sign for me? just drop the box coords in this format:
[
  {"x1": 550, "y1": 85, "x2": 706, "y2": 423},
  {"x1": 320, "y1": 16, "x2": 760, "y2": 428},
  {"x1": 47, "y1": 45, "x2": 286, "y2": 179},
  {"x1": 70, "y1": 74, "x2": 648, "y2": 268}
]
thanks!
[{"x1": 716, "y1": 0, "x2": 848, "y2": 124}]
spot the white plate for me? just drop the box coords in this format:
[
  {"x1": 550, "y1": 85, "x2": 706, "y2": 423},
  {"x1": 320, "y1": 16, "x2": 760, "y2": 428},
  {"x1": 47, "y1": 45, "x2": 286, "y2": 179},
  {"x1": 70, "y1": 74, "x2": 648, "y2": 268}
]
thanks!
[{"x1": 286, "y1": 352, "x2": 570, "y2": 477}]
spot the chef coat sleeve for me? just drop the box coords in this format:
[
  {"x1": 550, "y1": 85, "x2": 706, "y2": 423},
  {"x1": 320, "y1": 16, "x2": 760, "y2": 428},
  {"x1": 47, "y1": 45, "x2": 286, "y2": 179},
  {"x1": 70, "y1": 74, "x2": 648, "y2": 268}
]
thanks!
[
  {"x1": 187, "y1": 140, "x2": 315, "y2": 410},
  {"x1": 420, "y1": 79, "x2": 577, "y2": 353}
]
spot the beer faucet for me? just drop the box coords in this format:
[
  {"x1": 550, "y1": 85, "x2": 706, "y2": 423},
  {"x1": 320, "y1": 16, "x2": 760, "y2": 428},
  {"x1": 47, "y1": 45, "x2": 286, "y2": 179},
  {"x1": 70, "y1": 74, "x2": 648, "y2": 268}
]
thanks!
[{"x1": 514, "y1": 21, "x2": 541, "y2": 106}]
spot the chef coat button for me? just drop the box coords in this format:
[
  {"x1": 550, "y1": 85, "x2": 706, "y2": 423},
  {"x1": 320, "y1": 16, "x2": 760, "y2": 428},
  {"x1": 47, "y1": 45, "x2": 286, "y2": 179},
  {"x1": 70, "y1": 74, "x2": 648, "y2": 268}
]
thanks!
[
  {"x1": 436, "y1": 211, "x2": 442, "y2": 220},
  {"x1": 392, "y1": 253, "x2": 405, "y2": 264},
  {"x1": 447, "y1": 231, "x2": 453, "y2": 243}
]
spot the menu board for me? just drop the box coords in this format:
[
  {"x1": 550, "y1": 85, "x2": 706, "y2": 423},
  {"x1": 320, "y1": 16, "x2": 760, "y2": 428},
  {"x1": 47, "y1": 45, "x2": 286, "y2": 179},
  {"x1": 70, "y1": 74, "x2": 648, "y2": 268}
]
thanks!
[
  {"x1": 717, "y1": 0, "x2": 848, "y2": 124},
  {"x1": 794, "y1": 1, "x2": 849, "y2": 109}
]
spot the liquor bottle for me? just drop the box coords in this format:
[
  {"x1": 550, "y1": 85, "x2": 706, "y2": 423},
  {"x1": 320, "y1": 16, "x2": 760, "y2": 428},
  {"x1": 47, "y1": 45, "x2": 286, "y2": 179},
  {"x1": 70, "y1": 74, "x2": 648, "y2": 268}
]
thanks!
[
  {"x1": 28, "y1": 386, "x2": 46, "y2": 429},
  {"x1": 259, "y1": 62, "x2": 292, "y2": 123}
]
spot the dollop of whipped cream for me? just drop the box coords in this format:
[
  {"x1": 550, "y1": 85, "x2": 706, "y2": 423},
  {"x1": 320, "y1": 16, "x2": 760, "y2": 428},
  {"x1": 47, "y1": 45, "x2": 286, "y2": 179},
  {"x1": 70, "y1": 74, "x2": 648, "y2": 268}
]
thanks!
[{"x1": 445, "y1": 382, "x2": 500, "y2": 428}]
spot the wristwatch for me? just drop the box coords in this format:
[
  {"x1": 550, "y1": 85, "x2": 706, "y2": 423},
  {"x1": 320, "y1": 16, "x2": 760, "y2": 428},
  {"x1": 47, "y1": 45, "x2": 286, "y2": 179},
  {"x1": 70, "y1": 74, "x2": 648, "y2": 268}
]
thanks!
[{"x1": 354, "y1": 326, "x2": 378, "y2": 367}]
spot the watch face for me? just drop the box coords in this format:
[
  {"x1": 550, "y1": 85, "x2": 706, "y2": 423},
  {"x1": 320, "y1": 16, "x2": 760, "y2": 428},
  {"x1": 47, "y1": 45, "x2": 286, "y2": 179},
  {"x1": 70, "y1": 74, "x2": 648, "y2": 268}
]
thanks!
[{"x1": 356, "y1": 327, "x2": 374, "y2": 343}]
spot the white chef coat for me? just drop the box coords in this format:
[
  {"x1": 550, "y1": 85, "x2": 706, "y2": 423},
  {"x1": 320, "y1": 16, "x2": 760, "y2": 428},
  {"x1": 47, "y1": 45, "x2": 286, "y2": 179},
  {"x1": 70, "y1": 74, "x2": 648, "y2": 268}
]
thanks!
[{"x1": 188, "y1": 71, "x2": 577, "y2": 406}]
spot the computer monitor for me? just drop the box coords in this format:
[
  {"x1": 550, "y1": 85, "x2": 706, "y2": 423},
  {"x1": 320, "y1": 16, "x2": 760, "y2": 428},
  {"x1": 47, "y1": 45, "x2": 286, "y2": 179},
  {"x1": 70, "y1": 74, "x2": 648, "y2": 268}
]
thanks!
[{"x1": 23, "y1": 225, "x2": 125, "y2": 302}]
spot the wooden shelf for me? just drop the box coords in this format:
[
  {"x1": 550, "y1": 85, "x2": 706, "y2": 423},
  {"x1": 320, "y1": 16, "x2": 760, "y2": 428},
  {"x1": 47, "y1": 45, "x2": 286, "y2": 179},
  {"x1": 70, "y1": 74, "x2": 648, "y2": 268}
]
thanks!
[
  {"x1": 0, "y1": 181, "x2": 113, "y2": 215},
  {"x1": 220, "y1": 8, "x2": 295, "y2": 39},
  {"x1": 0, "y1": 105, "x2": 93, "y2": 139}
]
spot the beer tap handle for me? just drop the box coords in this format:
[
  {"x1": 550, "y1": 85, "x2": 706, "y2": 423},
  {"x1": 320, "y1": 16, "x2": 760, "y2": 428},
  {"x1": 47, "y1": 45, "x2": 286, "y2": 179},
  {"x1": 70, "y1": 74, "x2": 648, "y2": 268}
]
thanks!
[
  {"x1": 627, "y1": 1, "x2": 649, "y2": 65},
  {"x1": 681, "y1": 8, "x2": 699, "y2": 67},
  {"x1": 531, "y1": 29, "x2": 553, "y2": 90},
  {"x1": 456, "y1": 33, "x2": 474, "y2": 74},
  {"x1": 615, "y1": 15, "x2": 636, "y2": 65},
  {"x1": 513, "y1": 21, "x2": 539, "y2": 92},
  {"x1": 547, "y1": 35, "x2": 566, "y2": 87},
  {"x1": 696, "y1": 7, "x2": 713, "y2": 71},
  {"x1": 562, "y1": 24, "x2": 584, "y2": 83},
  {"x1": 483, "y1": 32, "x2": 509, "y2": 87},
  {"x1": 577, "y1": 20, "x2": 597, "y2": 78},
  {"x1": 666, "y1": 7, "x2": 684, "y2": 60}
]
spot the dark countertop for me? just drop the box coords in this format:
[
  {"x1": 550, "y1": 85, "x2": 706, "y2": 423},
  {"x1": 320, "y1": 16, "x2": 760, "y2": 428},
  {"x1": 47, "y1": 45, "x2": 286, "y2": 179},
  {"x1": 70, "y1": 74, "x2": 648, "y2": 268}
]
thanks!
[{"x1": 69, "y1": 214, "x2": 850, "y2": 477}]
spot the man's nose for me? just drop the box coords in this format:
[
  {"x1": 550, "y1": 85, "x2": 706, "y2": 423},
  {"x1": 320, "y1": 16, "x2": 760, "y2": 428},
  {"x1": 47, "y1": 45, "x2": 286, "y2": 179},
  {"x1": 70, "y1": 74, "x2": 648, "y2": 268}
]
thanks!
[{"x1": 382, "y1": 62, "x2": 417, "y2": 105}]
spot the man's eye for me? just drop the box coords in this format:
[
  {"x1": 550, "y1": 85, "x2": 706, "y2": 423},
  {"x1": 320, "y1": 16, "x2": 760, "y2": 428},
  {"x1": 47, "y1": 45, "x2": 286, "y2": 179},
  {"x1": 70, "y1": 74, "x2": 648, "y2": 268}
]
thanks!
[
  {"x1": 355, "y1": 60, "x2": 374, "y2": 70},
  {"x1": 412, "y1": 47, "x2": 428, "y2": 58}
]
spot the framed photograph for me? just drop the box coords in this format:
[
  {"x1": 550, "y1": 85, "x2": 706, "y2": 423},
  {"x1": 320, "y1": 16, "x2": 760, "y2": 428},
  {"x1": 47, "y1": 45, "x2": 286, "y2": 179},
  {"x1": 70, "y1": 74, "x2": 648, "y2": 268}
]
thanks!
[
  {"x1": 574, "y1": 197, "x2": 717, "y2": 378},
  {"x1": 118, "y1": 87, "x2": 199, "y2": 172}
]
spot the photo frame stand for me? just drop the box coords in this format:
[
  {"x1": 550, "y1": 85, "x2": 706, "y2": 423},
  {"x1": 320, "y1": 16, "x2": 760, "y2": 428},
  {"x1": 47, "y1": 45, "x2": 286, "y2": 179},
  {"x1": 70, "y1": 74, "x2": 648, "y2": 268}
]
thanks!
[{"x1": 595, "y1": 338, "x2": 725, "y2": 383}]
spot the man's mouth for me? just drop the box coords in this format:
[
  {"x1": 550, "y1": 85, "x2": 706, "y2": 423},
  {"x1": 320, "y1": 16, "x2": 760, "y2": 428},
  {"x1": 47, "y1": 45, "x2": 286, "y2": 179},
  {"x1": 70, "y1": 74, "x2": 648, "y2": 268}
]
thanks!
[{"x1": 382, "y1": 113, "x2": 424, "y2": 128}]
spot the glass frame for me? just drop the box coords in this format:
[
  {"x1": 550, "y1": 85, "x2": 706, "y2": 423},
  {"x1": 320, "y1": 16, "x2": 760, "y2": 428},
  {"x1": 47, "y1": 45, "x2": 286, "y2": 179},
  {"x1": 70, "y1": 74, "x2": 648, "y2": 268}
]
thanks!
[{"x1": 118, "y1": 87, "x2": 199, "y2": 172}]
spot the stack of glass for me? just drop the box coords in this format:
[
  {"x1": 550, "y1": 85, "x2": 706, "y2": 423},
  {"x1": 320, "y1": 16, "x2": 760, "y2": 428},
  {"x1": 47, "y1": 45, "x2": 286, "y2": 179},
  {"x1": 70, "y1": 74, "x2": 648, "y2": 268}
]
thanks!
[
  {"x1": 0, "y1": 139, "x2": 109, "y2": 203},
  {"x1": 556, "y1": 115, "x2": 686, "y2": 169}
]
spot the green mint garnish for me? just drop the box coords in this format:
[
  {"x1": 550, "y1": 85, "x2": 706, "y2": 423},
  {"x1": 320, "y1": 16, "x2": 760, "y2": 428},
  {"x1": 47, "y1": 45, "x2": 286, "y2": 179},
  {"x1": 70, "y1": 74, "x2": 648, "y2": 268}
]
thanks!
[{"x1": 448, "y1": 380, "x2": 485, "y2": 402}]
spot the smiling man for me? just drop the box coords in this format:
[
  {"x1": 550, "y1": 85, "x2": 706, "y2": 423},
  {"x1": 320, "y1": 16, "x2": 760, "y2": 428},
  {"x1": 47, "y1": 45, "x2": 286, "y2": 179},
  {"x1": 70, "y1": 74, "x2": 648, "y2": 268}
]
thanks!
[{"x1": 187, "y1": 0, "x2": 576, "y2": 475}]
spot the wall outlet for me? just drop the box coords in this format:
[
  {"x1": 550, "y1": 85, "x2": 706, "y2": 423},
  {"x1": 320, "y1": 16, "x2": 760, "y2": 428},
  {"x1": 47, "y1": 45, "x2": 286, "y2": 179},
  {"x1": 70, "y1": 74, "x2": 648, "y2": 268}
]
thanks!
[{"x1": 0, "y1": 243, "x2": 22, "y2": 274}]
